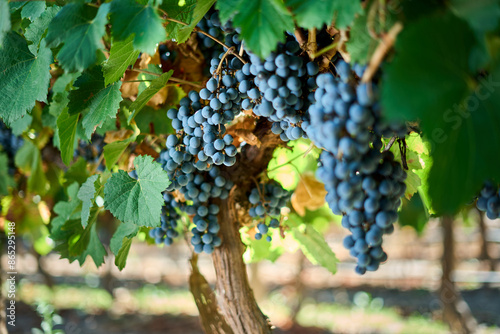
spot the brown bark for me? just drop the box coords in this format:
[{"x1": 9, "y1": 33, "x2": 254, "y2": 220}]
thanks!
[
  {"x1": 439, "y1": 216, "x2": 477, "y2": 334},
  {"x1": 212, "y1": 199, "x2": 272, "y2": 334},
  {"x1": 189, "y1": 256, "x2": 234, "y2": 334},
  {"x1": 208, "y1": 119, "x2": 280, "y2": 334}
]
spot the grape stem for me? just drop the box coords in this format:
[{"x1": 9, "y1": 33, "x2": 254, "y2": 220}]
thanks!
[
  {"x1": 162, "y1": 15, "x2": 247, "y2": 64},
  {"x1": 306, "y1": 28, "x2": 318, "y2": 61},
  {"x1": 361, "y1": 22, "x2": 403, "y2": 83},
  {"x1": 266, "y1": 143, "x2": 315, "y2": 173},
  {"x1": 129, "y1": 68, "x2": 204, "y2": 88},
  {"x1": 383, "y1": 136, "x2": 397, "y2": 152}
]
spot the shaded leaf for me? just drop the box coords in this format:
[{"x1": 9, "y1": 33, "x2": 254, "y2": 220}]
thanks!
[
  {"x1": 0, "y1": 32, "x2": 52, "y2": 126},
  {"x1": 103, "y1": 35, "x2": 141, "y2": 86},
  {"x1": 46, "y1": 3, "x2": 109, "y2": 72}
]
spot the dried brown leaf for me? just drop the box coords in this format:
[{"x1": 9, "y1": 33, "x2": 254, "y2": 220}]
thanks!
[
  {"x1": 291, "y1": 172, "x2": 327, "y2": 216},
  {"x1": 104, "y1": 129, "x2": 134, "y2": 143}
]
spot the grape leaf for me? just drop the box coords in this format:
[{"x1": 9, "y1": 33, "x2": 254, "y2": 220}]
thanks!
[
  {"x1": 103, "y1": 35, "x2": 141, "y2": 86},
  {"x1": 25, "y1": 6, "x2": 60, "y2": 54},
  {"x1": 0, "y1": 0, "x2": 10, "y2": 46},
  {"x1": 110, "y1": 222, "x2": 138, "y2": 270},
  {"x1": 45, "y1": 3, "x2": 109, "y2": 72},
  {"x1": 346, "y1": 6, "x2": 395, "y2": 65},
  {"x1": 75, "y1": 221, "x2": 107, "y2": 267},
  {"x1": 398, "y1": 194, "x2": 429, "y2": 235},
  {"x1": 51, "y1": 183, "x2": 82, "y2": 236},
  {"x1": 0, "y1": 32, "x2": 52, "y2": 126},
  {"x1": 175, "y1": 0, "x2": 216, "y2": 44},
  {"x1": 115, "y1": 237, "x2": 133, "y2": 270},
  {"x1": 103, "y1": 138, "x2": 133, "y2": 170},
  {"x1": 14, "y1": 140, "x2": 48, "y2": 195},
  {"x1": 128, "y1": 70, "x2": 173, "y2": 123},
  {"x1": 110, "y1": 222, "x2": 139, "y2": 255},
  {"x1": 10, "y1": 114, "x2": 32, "y2": 136},
  {"x1": 78, "y1": 175, "x2": 100, "y2": 227},
  {"x1": 64, "y1": 157, "x2": 89, "y2": 187},
  {"x1": 292, "y1": 225, "x2": 338, "y2": 274},
  {"x1": 68, "y1": 66, "x2": 123, "y2": 138},
  {"x1": 161, "y1": 0, "x2": 196, "y2": 40},
  {"x1": 51, "y1": 181, "x2": 106, "y2": 267},
  {"x1": 216, "y1": 0, "x2": 241, "y2": 23},
  {"x1": 382, "y1": 14, "x2": 475, "y2": 124},
  {"x1": 110, "y1": 0, "x2": 165, "y2": 55},
  {"x1": 450, "y1": 0, "x2": 500, "y2": 32},
  {"x1": 57, "y1": 109, "x2": 79, "y2": 166},
  {"x1": 104, "y1": 155, "x2": 170, "y2": 227},
  {"x1": 232, "y1": 0, "x2": 294, "y2": 58},
  {"x1": 383, "y1": 14, "x2": 500, "y2": 214},
  {"x1": 21, "y1": 1, "x2": 45, "y2": 21},
  {"x1": 285, "y1": 0, "x2": 361, "y2": 30},
  {"x1": 0, "y1": 153, "x2": 14, "y2": 196}
]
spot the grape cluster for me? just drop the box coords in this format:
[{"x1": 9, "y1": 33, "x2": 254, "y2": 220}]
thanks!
[
  {"x1": 196, "y1": 10, "x2": 241, "y2": 61},
  {"x1": 476, "y1": 182, "x2": 500, "y2": 220},
  {"x1": 0, "y1": 121, "x2": 23, "y2": 175},
  {"x1": 248, "y1": 180, "x2": 290, "y2": 241},
  {"x1": 149, "y1": 192, "x2": 182, "y2": 245},
  {"x1": 240, "y1": 42, "x2": 319, "y2": 141},
  {"x1": 76, "y1": 134, "x2": 105, "y2": 172},
  {"x1": 307, "y1": 61, "x2": 408, "y2": 274}
]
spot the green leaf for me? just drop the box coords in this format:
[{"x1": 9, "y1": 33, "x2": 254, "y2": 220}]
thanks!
[
  {"x1": 0, "y1": 0, "x2": 10, "y2": 46},
  {"x1": 110, "y1": 0, "x2": 166, "y2": 55},
  {"x1": 398, "y1": 193, "x2": 429, "y2": 235},
  {"x1": 0, "y1": 153, "x2": 14, "y2": 196},
  {"x1": 427, "y1": 68, "x2": 500, "y2": 214},
  {"x1": 10, "y1": 114, "x2": 32, "y2": 135},
  {"x1": 104, "y1": 155, "x2": 170, "y2": 227},
  {"x1": 128, "y1": 70, "x2": 173, "y2": 123},
  {"x1": 115, "y1": 237, "x2": 133, "y2": 270},
  {"x1": 216, "y1": 0, "x2": 241, "y2": 23},
  {"x1": 110, "y1": 222, "x2": 139, "y2": 254},
  {"x1": 25, "y1": 6, "x2": 60, "y2": 54},
  {"x1": 232, "y1": 0, "x2": 294, "y2": 58},
  {"x1": 110, "y1": 221, "x2": 138, "y2": 270},
  {"x1": 72, "y1": 216, "x2": 107, "y2": 267},
  {"x1": 68, "y1": 66, "x2": 123, "y2": 138},
  {"x1": 346, "y1": 7, "x2": 393, "y2": 65},
  {"x1": 175, "y1": 0, "x2": 216, "y2": 44},
  {"x1": 450, "y1": 0, "x2": 500, "y2": 32},
  {"x1": 382, "y1": 14, "x2": 476, "y2": 124},
  {"x1": 46, "y1": 3, "x2": 110, "y2": 72},
  {"x1": 292, "y1": 225, "x2": 338, "y2": 274},
  {"x1": 103, "y1": 35, "x2": 141, "y2": 86},
  {"x1": 21, "y1": 1, "x2": 45, "y2": 21},
  {"x1": 241, "y1": 227, "x2": 285, "y2": 263},
  {"x1": 103, "y1": 139, "x2": 132, "y2": 170},
  {"x1": 382, "y1": 14, "x2": 500, "y2": 214},
  {"x1": 161, "y1": 0, "x2": 196, "y2": 40},
  {"x1": 0, "y1": 32, "x2": 52, "y2": 126},
  {"x1": 51, "y1": 183, "x2": 82, "y2": 237},
  {"x1": 285, "y1": 0, "x2": 361, "y2": 30},
  {"x1": 57, "y1": 109, "x2": 79, "y2": 166},
  {"x1": 64, "y1": 157, "x2": 90, "y2": 186},
  {"x1": 14, "y1": 140, "x2": 48, "y2": 194},
  {"x1": 77, "y1": 175, "x2": 100, "y2": 227},
  {"x1": 133, "y1": 104, "x2": 175, "y2": 135}
]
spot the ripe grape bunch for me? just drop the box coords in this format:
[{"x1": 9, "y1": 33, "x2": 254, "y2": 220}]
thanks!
[
  {"x1": 476, "y1": 182, "x2": 500, "y2": 219},
  {"x1": 248, "y1": 180, "x2": 290, "y2": 242},
  {"x1": 307, "y1": 60, "x2": 408, "y2": 275}
]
